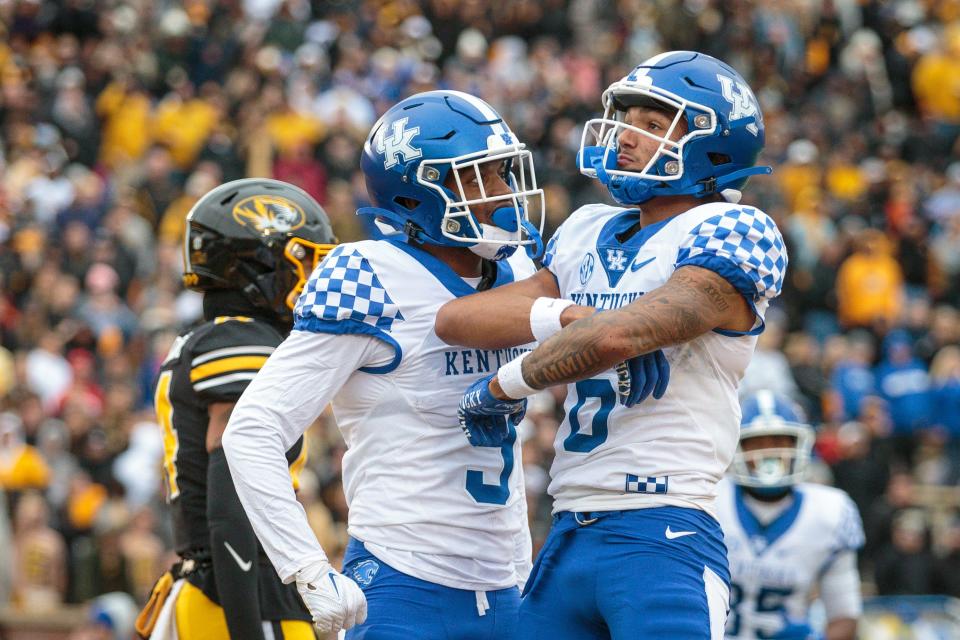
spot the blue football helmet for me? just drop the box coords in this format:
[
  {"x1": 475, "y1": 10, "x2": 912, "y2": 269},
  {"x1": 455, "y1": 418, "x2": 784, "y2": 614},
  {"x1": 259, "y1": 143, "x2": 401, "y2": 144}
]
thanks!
[
  {"x1": 358, "y1": 90, "x2": 543, "y2": 260},
  {"x1": 731, "y1": 391, "x2": 814, "y2": 494},
  {"x1": 578, "y1": 51, "x2": 772, "y2": 205}
]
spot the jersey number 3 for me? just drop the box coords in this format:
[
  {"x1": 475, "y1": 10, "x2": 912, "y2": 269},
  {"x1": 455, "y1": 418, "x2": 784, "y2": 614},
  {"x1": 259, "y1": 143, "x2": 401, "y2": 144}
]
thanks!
[{"x1": 466, "y1": 427, "x2": 517, "y2": 505}]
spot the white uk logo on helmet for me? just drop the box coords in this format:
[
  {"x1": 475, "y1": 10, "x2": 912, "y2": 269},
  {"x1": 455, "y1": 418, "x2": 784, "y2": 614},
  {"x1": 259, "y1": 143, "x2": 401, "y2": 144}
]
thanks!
[
  {"x1": 377, "y1": 117, "x2": 422, "y2": 169},
  {"x1": 716, "y1": 75, "x2": 760, "y2": 136}
]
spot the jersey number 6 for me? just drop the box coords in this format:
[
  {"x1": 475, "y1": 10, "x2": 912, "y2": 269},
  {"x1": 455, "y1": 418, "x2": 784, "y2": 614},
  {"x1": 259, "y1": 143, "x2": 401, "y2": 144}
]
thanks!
[{"x1": 564, "y1": 379, "x2": 616, "y2": 452}]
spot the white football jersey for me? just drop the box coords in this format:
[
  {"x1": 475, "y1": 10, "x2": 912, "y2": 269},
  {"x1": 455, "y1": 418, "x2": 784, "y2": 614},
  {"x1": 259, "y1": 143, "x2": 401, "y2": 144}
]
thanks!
[
  {"x1": 716, "y1": 479, "x2": 865, "y2": 639},
  {"x1": 543, "y1": 201, "x2": 787, "y2": 517},
  {"x1": 293, "y1": 239, "x2": 536, "y2": 591}
]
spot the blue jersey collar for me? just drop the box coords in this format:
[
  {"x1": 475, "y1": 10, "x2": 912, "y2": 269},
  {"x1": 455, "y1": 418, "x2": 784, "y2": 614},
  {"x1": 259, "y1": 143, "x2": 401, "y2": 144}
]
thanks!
[
  {"x1": 596, "y1": 209, "x2": 672, "y2": 251},
  {"x1": 595, "y1": 210, "x2": 671, "y2": 288},
  {"x1": 734, "y1": 484, "x2": 804, "y2": 554},
  {"x1": 386, "y1": 238, "x2": 516, "y2": 297}
]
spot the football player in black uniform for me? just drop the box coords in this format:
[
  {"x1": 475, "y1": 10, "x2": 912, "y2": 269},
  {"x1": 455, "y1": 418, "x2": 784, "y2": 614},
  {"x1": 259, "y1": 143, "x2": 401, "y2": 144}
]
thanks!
[{"x1": 139, "y1": 179, "x2": 336, "y2": 640}]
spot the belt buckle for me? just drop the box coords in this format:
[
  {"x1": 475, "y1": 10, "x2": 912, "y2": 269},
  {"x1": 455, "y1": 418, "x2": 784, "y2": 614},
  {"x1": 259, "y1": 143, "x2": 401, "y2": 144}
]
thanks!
[{"x1": 574, "y1": 512, "x2": 599, "y2": 526}]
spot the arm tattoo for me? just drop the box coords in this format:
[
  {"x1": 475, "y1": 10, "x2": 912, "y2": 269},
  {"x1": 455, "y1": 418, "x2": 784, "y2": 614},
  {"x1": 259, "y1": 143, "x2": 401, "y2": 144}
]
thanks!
[
  {"x1": 702, "y1": 281, "x2": 730, "y2": 312},
  {"x1": 522, "y1": 314, "x2": 610, "y2": 389},
  {"x1": 520, "y1": 266, "x2": 748, "y2": 390}
]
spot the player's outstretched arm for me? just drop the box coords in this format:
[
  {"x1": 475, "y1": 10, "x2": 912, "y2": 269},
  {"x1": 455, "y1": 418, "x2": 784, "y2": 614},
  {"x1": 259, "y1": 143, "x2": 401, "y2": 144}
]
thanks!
[
  {"x1": 435, "y1": 268, "x2": 592, "y2": 349},
  {"x1": 222, "y1": 330, "x2": 382, "y2": 633},
  {"x1": 496, "y1": 265, "x2": 753, "y2": 395},
  {"x1": 222, "y1": 332, "x2": 338, "y2": 579}
]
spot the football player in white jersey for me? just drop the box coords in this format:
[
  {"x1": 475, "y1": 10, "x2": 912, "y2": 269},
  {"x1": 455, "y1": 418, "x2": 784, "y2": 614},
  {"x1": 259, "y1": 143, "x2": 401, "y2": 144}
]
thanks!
[
  {"x1": 435, "y1": 51, "x2": 787, "y2": 639},
  {"x1": 720, "y1": 391, "x2": 863, "y2": 640},
  {"x1": 221, "y1": 91, "x2": 546, "y2": 638}
]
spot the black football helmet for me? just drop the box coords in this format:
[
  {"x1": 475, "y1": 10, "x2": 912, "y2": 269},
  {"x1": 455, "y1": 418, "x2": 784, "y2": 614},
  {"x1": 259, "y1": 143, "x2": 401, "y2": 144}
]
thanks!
[{"x1": 183, "y1": 179, "x2": 336, "y2": 322}]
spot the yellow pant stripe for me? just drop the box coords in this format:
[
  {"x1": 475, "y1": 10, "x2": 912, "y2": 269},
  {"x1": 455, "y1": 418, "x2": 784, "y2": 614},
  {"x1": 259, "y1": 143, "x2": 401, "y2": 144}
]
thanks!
[
  {"x1": 279, "y1": 619, "x2": 315, "y2": 640},
  {"x1": 175, "y1": 582, "x2": 312, "y2": 640}
]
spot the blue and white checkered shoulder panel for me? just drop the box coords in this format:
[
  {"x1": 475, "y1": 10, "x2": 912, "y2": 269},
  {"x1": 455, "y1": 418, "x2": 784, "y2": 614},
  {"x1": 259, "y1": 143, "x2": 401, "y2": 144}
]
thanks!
[
  {"x1": 676, "y1": 207, "x2": 787, "y2": 300},
  {"x1": 294, "y1": 245, "x2": 404, "y2": 331}
]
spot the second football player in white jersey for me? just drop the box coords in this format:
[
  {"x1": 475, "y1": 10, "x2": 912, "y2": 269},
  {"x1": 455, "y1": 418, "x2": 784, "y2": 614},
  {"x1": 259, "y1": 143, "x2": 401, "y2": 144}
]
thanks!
[
  {"x1": 436, "y1": 51, "x2": 787, "y2": 639},
  {"x1": 222, "y1": 90, "x2": 545, "y2": 638},
  {"x1": 720, "y1": 391, "x2": 863, "y2": 640}
]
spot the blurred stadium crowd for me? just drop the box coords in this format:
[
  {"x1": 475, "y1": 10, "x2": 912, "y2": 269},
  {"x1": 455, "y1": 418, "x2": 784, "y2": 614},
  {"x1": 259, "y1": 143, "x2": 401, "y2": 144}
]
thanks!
[{"x1": 2, "y1": 0, "x2": 960, "y2": 635}]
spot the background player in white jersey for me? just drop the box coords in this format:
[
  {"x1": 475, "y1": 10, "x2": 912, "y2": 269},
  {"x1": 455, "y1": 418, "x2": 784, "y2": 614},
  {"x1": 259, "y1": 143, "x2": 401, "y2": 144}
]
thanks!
[
  {"x1": 222, "y1": 90, "x2": 545, "y2": 638},
  {"x1": 720, "y1": 391, "x2": 863, "y2": 640},
  {"x1": 435, "y1": 51, "x2": 787, "y2": 639}
]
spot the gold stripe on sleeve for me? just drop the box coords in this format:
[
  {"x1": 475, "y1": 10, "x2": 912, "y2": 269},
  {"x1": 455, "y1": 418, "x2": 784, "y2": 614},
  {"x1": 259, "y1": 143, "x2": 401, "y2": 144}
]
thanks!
[{"x1": 189, "y1": 355, "x2": 269, "y2": 382}]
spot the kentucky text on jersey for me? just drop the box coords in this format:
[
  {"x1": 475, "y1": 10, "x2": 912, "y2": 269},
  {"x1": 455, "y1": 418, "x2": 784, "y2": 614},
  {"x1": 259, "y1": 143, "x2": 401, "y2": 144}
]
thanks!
[
  {"x1": 569, "y1": 291, "x2": 644, "y2": 310},
  {"x1": 443, "y1": 347, "x2": 532, "y2": 376},
  {"x1": 730, "y1": 557, "x2": 800, "y2": 586}
]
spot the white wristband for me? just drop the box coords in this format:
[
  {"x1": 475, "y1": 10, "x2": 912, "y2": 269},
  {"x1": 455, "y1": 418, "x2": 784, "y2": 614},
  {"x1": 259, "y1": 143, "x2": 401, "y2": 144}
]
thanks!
[
  {"x1": 530, "y1": 297, "x2": 575, "y2": 343},
  {"x1": 497, "y1": 352, "x2": 539, "y2": 399}
]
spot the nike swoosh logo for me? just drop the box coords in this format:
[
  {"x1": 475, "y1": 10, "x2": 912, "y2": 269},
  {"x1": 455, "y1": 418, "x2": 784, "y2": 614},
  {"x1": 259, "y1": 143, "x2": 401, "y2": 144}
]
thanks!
[
  {"x1": 665, "y1": 526, "x2": 697, "y2": 540},
  {"x1": 223, "y1": 541, "x2": 253, "y2": 572},
  {"x1": 630, "y1": 257, "x2": 656, "y2": 272}
]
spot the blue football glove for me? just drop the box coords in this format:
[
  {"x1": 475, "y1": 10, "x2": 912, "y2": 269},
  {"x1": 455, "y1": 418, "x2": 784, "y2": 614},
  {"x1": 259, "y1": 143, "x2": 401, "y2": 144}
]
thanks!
[
  {"x1": 458, "y1": 374, "x2": 527, "y2": 447},
  {"x1": 614, "y1": 349, "x2": 670, "y2": 407}
]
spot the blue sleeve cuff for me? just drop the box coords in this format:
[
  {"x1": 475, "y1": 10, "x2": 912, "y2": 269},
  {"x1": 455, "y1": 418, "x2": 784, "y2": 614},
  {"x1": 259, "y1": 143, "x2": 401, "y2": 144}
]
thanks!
[
  {"x1": 674, "y1": 254, "x2": 765, "y2": 337},
  {"x1": 293, "y1": 316, "x2": 403, "y2": 374}
]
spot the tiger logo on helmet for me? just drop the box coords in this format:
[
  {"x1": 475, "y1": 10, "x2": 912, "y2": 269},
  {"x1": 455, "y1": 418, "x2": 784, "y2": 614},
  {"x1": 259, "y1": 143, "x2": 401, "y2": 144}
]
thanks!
[{"x1": 183, "y1": 179, "x2": 337, "y2": 323}]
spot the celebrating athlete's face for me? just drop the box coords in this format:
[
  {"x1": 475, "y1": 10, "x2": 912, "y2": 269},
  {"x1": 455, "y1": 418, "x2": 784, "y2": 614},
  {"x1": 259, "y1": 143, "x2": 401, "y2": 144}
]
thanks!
[
  {"x1": 740, "y1": 434, "x2": 797, "y2": 477},
  {"x1": 616, "y1": 106, "x2": 688, "y2": 173},
  {"x1": 444, "y1": 159, "x2": 513, "y2": 225}
]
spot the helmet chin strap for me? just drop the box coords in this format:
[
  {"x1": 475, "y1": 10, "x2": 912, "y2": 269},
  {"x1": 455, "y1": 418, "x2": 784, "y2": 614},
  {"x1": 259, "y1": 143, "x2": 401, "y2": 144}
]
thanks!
[
  {"x1": 520, "y1": 219, "x2": 544, "y2": 259},
  {"x1": 581, "y1": 145, "x2": 772, "y2": 205},
  {"x1": 608, "y1": 175, "x2": 654, "y2": 205},
  {"x1": 357, "y1": 206, "x2": 440, "y2": 245},
  {"x1": 467, "y1": 206, "x2": 543, "y2": 261},
  {"x1": 469, "y1": 228, "x2": 517, "y2": 261},
  {"x1": 581, "y1": 146, "x2": 656, "y2": 205}
]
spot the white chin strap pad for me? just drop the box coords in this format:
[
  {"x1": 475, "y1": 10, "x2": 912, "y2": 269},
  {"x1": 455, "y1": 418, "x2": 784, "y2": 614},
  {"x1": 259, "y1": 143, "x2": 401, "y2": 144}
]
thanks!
[
  {"x1": 720, "y1": 188, "x2": 742, "y2": 203},
  {"x1": 469, "y1": 223, "x2": 518, "y2": 261}
]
